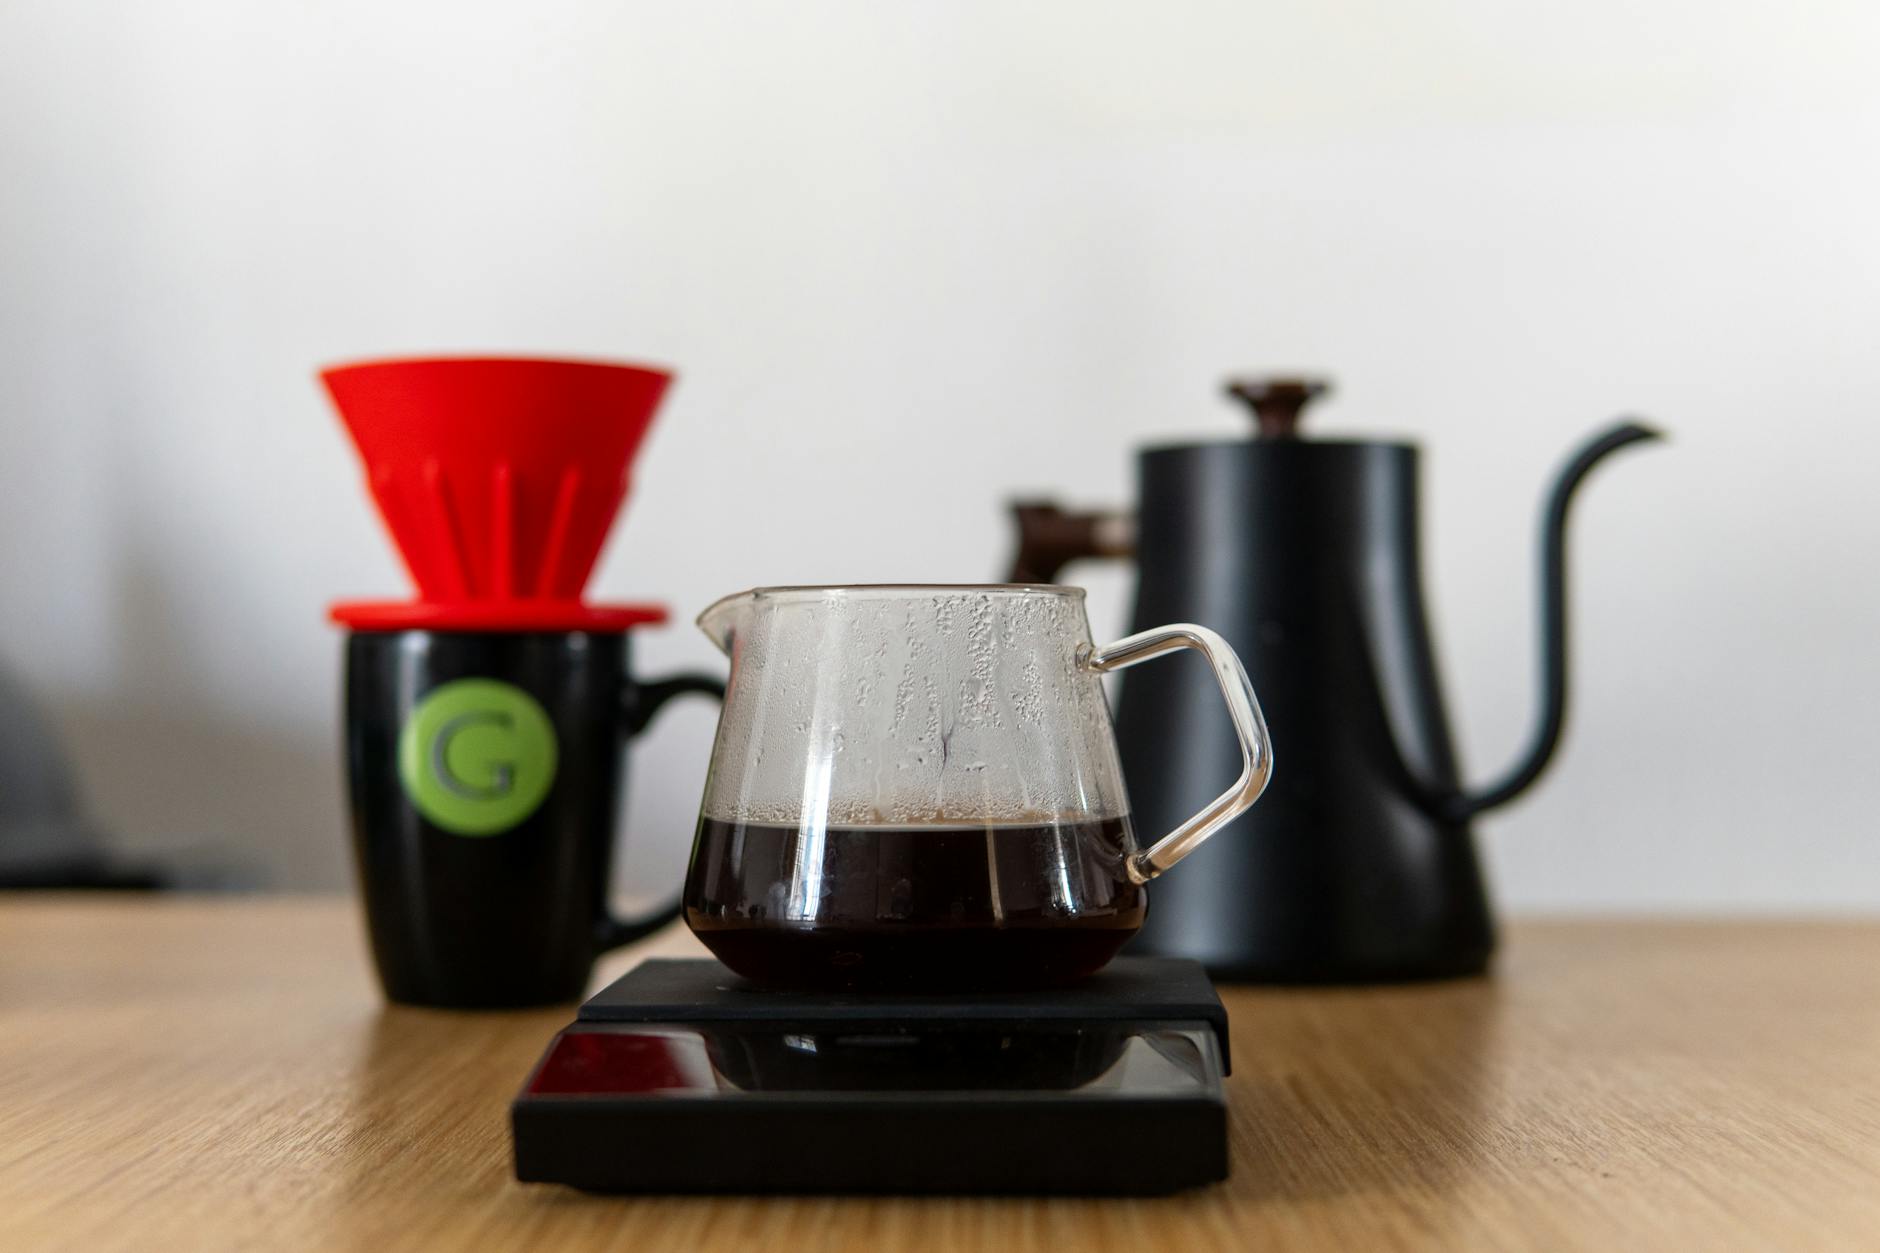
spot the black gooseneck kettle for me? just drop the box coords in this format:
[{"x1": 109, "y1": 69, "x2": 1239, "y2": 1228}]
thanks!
[{"x1": 1007, "y1": 377, "x2": 1662, "y2": 981}]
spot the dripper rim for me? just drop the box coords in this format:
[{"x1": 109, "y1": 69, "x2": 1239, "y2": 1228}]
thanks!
[{"x1": 318, "y1": 352, "x2": 677, "y2": 382}]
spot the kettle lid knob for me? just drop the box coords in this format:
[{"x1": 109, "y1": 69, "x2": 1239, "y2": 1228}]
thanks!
[{"x1": 1224, "y1": 375, "x2": 1331, "y2": 440}]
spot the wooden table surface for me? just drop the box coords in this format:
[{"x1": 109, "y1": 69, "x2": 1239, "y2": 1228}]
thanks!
[{"x1": 2, "y1": 899, "x2": 1878, "y2": 1251}]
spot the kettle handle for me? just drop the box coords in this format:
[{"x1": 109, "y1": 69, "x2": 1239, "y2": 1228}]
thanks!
[
  {"x1": 1081, "y1": 624, "x2": 1274, "y2": 884},
  {"x1": 1004, "y1": 502, "x2": 1135, "y2": 584}
]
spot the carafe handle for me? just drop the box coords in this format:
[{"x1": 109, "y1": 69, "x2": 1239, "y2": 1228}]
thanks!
[{"x1": 1081, "y1": 624, "x2": 1274, "y2": 884}]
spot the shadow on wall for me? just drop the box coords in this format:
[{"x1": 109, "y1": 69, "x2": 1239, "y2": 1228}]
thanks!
[
  {"x1": 45, "y1": 534, "x2": 351, "y2": 891},
  {"x1": 54, "y1": 696, "x2": 346, "y2": 889}
]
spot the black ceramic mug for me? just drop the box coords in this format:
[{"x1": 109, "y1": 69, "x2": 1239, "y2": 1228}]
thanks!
[{"x1": 345, "y1": 629, "x2": 722, "y2": 1008}]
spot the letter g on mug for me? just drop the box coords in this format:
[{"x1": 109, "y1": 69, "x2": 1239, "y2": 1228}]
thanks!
[{"x1": 397, "y1": 679, "x2": 559, "y2": 836}]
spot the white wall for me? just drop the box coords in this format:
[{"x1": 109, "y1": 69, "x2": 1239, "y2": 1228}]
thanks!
[{"x1": 2, "y1": 1, "x2": 1876, "y2": 909}]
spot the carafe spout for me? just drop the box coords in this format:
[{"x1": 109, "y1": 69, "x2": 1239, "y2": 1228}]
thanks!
[{"x1": 696, "y1": 590, "x2": 754, "y2": 656}]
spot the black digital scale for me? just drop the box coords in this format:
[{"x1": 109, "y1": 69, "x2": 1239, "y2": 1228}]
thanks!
[{"x1": 512, "y1": 957, "x2": 1231, "y2": 1194}]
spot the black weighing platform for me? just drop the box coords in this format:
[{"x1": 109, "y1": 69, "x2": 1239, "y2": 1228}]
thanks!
[{"x1": 512, "y1": 957, "x2": 1230, "y2": 1195}]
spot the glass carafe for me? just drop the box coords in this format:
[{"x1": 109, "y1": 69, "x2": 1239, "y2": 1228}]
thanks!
[{"x1": 683, "y1": 585, "x2": 1272, "y2": 990}]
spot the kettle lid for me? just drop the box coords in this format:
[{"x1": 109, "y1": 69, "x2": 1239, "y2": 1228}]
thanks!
[{"x1": 1223, "y1": 376, "x2": 1331, "y2": 440}]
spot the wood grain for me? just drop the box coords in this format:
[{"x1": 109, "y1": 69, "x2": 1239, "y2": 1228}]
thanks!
[{"x1": 1, "y1": 898, "x2": 1877, "y2": 1251}]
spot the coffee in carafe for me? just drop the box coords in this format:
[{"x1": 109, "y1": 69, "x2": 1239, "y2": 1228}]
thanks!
[{"x1": 685, "y1": 815, "x2": 1146, "y2": 989}]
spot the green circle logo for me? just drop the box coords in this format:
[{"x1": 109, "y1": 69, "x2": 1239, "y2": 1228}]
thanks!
[{"x1": 398, "y1": 679, "x2": 558, "y2": 837}]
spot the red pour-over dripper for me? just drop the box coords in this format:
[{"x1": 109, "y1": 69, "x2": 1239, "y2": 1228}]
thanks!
[{"x1": 323, "y1": 356, "x2": 673, "y2": 632}]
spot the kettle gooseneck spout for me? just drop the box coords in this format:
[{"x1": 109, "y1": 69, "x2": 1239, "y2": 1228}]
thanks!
[{"x1": 1441, "y1": 419, "x2": 1664, "y2": 821}]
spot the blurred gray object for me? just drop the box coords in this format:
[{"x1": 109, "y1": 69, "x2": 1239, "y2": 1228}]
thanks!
[{"x1": 0, "y1": 665, "x2": 165, "y2": 889}]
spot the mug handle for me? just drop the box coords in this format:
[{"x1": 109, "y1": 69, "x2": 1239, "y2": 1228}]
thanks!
[
  {"x1": 597, "y1": 671, "x2": 727, "y2": 951},
  {"x1": 1081, "y1": 624, "x2": 1274, "y2": 885}
]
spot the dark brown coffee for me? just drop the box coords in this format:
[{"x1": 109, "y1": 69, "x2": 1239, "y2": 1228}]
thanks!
[{"x1": 683, "y1": 816, "x2": 1145, "y2": 991}]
